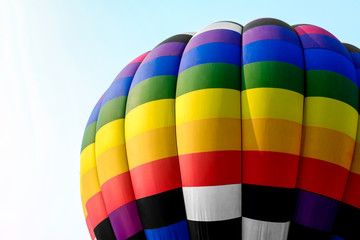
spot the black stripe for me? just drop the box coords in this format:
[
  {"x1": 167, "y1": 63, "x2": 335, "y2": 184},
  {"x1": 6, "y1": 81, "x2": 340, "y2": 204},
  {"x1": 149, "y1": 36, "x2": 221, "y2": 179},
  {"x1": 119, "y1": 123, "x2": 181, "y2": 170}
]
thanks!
[
  {"x1": 332, "y1": 203, "x2": 360, "y2": 240},
  {"x1": 243, "y1": 18, "x2": 296, "y2": 33},
  {"x1": 127, "y1": 230, "x2": 147, "y2": 240},
  {"x1": 292, "y1": 24, "x2": 312, "y2": 28},
  {"x1": 136, "y1": 188, "x2": 187, "y2": 229},
  {"x1": 288, "y1": 222, "x2": 331, "y2": 240},
  {"x1": 242, "y1": 184, "x2": 296, "y2": 222},
  {"x1": 93, "y1": 218, "x2": 116, "y2": 240},
  {"x1": 156, "y1": 34, "x2": 193, "y2": 47},
  {"x1": 188, "y1": 217, "x2": 242, "y2": 240},
  {"x1": 343, "y1": 43, "x2": 360, "y2": 53}
]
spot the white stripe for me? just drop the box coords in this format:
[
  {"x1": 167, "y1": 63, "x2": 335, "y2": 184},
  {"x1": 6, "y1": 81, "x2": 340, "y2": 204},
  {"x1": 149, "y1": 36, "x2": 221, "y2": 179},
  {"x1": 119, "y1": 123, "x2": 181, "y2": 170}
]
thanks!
[
  {"x1": 183, "y1": 184, "x2": 241, "y2": 221},
  {"x1": 181, "y1": 32, "x2": 196, "y2": 36},
  {"x1": 194, "y1": 21, "x2": 243, "y2": 37},
  {"x1": 242, "y1": 217, "x2": 289, "y2": 240}
]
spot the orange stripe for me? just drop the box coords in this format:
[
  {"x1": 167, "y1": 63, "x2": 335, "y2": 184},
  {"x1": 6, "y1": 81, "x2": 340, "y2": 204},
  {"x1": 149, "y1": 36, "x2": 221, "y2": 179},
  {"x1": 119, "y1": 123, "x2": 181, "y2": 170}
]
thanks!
[
  {"x1": 96, "y1": 144, "x2": 129, "y2": 186},
  {"x1": 176, "y1": 118, "x2": 241, "y2": 155},
  {"x1": 242, "y1": 118, "x2": 302, "y2": 155},
  {"x1": 301, "y1": 126, "x2": 355, "y2": 169},
  {"x1": 125, "y1": 126, "x2": 178, "y2": 169},
  {"x1": 350, "y1": 142, "x2": 360, "y2": 174},
  {"x1": 81, "y1": 168, "x2": 101, "y2": 203}
]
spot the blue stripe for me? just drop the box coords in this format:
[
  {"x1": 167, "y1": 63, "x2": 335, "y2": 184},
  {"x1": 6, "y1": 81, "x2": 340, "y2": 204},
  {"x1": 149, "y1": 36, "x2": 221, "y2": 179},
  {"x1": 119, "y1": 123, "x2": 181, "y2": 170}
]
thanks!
[
  {"x1": 300, "y1": 34, "x2": 350, "y2": 59},
  {"x1": 242, "y1": 39, "x2": 303, "y2": 68},
  {"x1": 85, "y1": 102, "x2": 102, "y2": 127},
  {"x1": 179, "y1": 42, "x2": 241, "y2": 72},
  {"x1": 331, "y1": 236, "x2": 344, "y2": 240},
  {"x1": 144, "y1": 220, "x2": 190, "y2": 240},
  {"x1": 130, "y1": 56, "x2": 181, "y2": 90},
  {"x1": 305, "y1": 49, "x2": 357, "y2": 84},
  {"x1": 101, "y1": 77, "x2": 132, "y2": 106},
  {"x1": 350, "y1": 52, "x2": 360, "y2": 69}
]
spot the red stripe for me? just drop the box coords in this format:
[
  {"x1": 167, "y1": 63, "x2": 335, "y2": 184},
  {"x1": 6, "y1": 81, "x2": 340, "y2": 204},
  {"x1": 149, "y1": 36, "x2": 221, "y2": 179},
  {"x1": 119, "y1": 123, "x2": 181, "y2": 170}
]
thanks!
[
  {"x1": 86, "y1": 215, "x2": 96, "y2": 240},
  {"x1": 294, "y1": 25, "x2": 337, "y2": 39},
  {"x1": 130, "y1": 52, "x2": 149, "y2": 64},
  {"x1": 297, "y1": 157, "x2": 349, "y2": 200},
  {"x1": 342, "y1": 172, "x2": 360, "y2": 209},
  {"x1": 130, "y1": 156, "x2": 182, "y2": 199},
  {"x1": 242, "y1": 151, "x2": 299, "y2": 188},
  {"x1": 179, "y1": 151, "x2": 241, "y2": 187},
  {"x1": 101, "y1": 172, "x2": 135, "y2": 213},
  {"x1": 86, "y1": 192, "x2": 108, "y2": 228}
]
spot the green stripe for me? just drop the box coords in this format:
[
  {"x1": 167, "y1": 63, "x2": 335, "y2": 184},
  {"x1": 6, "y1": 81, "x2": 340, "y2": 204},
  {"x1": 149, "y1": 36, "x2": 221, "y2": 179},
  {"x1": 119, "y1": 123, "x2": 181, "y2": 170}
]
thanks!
[
  {"x1": 176, "y1": 63, "x2": 240, "y2": 97},
  {"x1": 241, "y1": 61, "x2": 304, "y2": 94},
  {"x1": 306, "y1": 70, "x2": 359, "y2": 111},
  {"x1": 96, "y1": 96, "x2": 127, "y2": 131},
  {"x1": 126, "y1": 75, "x2": 176, "y2": 114},
  {"x1": 81, "y1": 122, "x2": 96, "y2": 152}
]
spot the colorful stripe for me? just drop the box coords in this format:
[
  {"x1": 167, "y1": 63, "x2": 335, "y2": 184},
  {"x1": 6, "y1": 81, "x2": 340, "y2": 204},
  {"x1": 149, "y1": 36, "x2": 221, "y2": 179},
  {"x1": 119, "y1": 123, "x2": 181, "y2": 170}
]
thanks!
[
  {"x1": 241, "y1": 18, "x2": 305, "y2": 240},
  {"x1": 125, "y1": 33, "x2": 193, "y2": 239},
  {"x1": 176, "y1": 21, "x2": 242, "y2": 239},
  {"x1": 80, "y1": 96, "x2": 116, "y2": 240},
  {"x1": 331, "y1": 43, "x2": 360, "y2": 240},
  {"x1": 289, "y1": 24, "x2": 359, "y2": 239},
  {"x1": 81, "y1": 19, "x2": 360, "y2": 240}
]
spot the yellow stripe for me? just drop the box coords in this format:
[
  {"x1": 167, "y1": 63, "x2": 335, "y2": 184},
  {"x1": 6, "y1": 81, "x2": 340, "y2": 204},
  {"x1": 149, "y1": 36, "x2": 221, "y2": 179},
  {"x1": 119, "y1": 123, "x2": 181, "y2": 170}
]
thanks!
[
  {"x1": 350, "y1": 143, "x2": 360, "y2": 174},
  {"x1": 80, "y1": 144, "x2": 96, "y2": 177},
  {"x1": 304, "y1": 97, "x2": 358, "y2": 139},
  {"x1": 176, "y1": 88, "x2": 240, "y2": 124},
  {"x1": 95, "y1": 119, "x2": 125, "y2": 158},
  {"x1": 301, "y1": 126, "x2": 355, "y2": 169},
  {"x1": 176, "y1": 118, "x2": 241, "y2": 155},
  {"x1": 126, "y1": 126, "x2": 178, "y2": 169},
  {"x1": 241, "y1": 88, "x2": 303, "y2": 123},
  {"x1": 356, "y1": 118, "x2": 360, "y2": 143},
  {"x1": 80, "y1": 167, "x2": 101, "y2": 204},
  {"x1": 96, "y1": 144, "x2": 129, "y2": 185},
  {"x1": 242, "y1": 118, "x2": 302, "y2": 155},
  {"x1": 125, "y1": 99, "x2": 175, "y2": 141}
]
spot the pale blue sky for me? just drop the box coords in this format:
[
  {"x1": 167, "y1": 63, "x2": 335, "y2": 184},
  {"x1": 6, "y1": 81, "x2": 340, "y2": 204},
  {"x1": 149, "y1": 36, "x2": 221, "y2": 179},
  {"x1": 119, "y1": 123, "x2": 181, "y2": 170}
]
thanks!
[{"x1": 1, "y1": 0, "x2": 360, "y2": 239}]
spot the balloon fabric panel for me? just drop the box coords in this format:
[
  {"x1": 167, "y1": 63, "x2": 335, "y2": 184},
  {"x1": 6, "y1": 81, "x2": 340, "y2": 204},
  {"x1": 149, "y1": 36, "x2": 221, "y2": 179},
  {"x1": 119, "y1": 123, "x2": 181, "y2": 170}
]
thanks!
[
  {"x1": 241, "y1": 18, "x2": 304, "y2": 240},
  {"x1": 125, "y1": 34, "x2": 193, "y2": 239},
  {"x1": 176, "y1": 21, "x2": 242, "y2": 240},
  {"x1": 80, "y1": 18, "x2": 360, "y2": 240}
]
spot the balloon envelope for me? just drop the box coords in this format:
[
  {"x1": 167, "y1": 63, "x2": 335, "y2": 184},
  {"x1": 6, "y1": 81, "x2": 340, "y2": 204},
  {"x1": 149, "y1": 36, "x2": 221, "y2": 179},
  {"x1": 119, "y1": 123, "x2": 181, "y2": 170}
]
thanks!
[{"x1": 80, "y1": 18, "x2": 360, "y2": 240}]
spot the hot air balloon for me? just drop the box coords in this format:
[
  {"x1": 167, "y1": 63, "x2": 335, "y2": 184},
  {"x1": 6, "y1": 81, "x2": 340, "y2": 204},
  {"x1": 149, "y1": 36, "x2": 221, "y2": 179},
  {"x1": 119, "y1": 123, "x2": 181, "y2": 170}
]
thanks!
[{"x1": 80, "y1": 18, "x2": 360, "y2": 240}]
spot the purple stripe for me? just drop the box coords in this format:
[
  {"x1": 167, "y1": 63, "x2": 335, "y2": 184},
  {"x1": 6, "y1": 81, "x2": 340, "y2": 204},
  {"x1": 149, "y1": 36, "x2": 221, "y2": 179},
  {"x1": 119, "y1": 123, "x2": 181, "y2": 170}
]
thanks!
[
  {"x1": 109, "y1": 201, "x2": 143, "y2": 240},
  {"x1": 114, "y1": 62, "x2": 141, "y2": 81},
  {"x1": 300, "y1": 34, "x2": 350, "y2": 59},
  {"x1": 243, "y1": 25, "x2": 300, "y2": 46},
  {"x1": 184, "y1": 29, "x2": 241, "y2": 53},
  {"x1": 294, "y1": 190, "x2": 340, "y2": 232},
  {"x1": 142, "y1": 42, "x2": 186, "y2": 64}
]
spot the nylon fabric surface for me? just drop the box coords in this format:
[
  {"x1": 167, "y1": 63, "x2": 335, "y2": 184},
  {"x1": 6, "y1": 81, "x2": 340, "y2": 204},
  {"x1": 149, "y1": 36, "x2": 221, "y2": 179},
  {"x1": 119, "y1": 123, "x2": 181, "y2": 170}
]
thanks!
[{"x1": 80, "y1": 19, "x2": 360, "y2": 240}]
